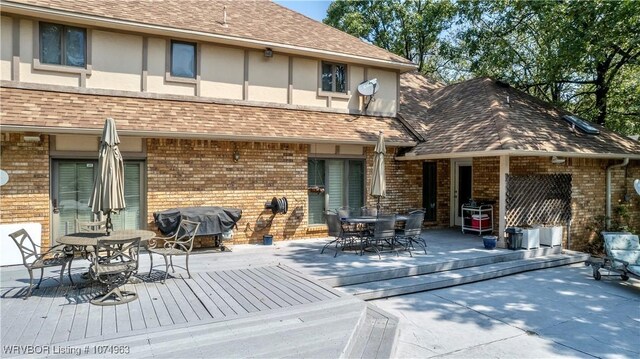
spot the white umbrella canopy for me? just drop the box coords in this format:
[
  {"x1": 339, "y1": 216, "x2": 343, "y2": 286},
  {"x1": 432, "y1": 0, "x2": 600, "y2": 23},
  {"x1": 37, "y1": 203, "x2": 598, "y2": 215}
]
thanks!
[
  {"x1": 89, "y1": 118, "x2": 126, "y2": 235},
  {"x1": 370, "y1": 131, "x2": 386, "y2": 212}
]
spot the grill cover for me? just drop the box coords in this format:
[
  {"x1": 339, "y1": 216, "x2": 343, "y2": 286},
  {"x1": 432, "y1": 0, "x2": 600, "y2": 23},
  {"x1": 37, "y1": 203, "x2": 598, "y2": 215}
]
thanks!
[{"x1": 153, "y1": 206, "x2": 242, "y2": 236}]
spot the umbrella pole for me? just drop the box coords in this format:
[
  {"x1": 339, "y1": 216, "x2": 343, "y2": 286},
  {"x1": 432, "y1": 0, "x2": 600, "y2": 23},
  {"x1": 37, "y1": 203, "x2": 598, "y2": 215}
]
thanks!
[
  {"x1": 376, "y1": 196, "x2": 381, "y2": 219},
  {"x1": 106, "y1": 212, "x2": 112, "y2": 236}
]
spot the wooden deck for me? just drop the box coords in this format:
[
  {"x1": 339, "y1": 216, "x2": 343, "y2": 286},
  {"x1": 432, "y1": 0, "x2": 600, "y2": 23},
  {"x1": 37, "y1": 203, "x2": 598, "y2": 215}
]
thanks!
[{"x1": 1, "y1": 265, "x2": 341, "y2": 348}]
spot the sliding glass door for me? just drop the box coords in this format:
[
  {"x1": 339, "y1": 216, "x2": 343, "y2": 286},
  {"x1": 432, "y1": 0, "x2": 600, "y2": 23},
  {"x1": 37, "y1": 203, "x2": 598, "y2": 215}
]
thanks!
[{"x1": 308, "y1": 158, "x2": 364, "y2": 225}]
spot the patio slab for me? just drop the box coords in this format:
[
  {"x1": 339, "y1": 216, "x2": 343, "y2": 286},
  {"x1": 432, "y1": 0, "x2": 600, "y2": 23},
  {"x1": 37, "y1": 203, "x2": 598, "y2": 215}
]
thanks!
[{"x1": 372, "y1": 264, "x2": 640, "y2": 358}]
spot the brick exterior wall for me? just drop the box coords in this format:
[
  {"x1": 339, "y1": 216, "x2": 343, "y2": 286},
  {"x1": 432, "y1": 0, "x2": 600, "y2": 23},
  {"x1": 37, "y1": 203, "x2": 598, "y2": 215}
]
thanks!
[
  {"x1": 509, "y1": 157, "x2": 639, "y2": 251},
  {"x1": 0, "y1": 133, "x2": 51, "y2": 248},
  {"x1": 366, "y1": 147, "x2": 423, "y2": 214},
  {"x1": 146, "y1": 139, "x2": 309, "y2": 245},
  {"x1": 472, "y1": 157, "x2": 500, "y2": 232}
]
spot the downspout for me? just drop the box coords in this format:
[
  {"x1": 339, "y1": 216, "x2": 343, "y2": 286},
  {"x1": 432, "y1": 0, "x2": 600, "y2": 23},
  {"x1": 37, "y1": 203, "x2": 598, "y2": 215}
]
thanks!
[{"x1": 606, "y1": 158, "x2": 629, "y2": 229}]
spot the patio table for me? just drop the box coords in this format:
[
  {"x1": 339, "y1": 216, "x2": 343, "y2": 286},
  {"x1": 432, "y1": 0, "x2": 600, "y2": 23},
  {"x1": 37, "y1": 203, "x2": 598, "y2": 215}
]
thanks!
[
  {"x1": 342, "y1": 216, "x2": 408, "y2": 256},
  {"x1": 58, "y1": 230, "x2": 156, "y2": 281}
]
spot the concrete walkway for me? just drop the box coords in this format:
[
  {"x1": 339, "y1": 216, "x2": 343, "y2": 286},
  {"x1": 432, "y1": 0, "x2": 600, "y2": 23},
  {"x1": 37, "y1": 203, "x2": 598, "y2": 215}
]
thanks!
[{"x1": 372, "y1": 264, "x2": 640, "y2": 358}]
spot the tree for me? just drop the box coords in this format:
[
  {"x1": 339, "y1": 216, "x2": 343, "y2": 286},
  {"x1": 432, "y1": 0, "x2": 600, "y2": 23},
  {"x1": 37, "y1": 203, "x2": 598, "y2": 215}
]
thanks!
[
  {"x1": 324, "y1": 0, "x2": 456, "y2": 75},
  {"x1": 456, "y1": 0, "x2": 640, "y2": 133}
]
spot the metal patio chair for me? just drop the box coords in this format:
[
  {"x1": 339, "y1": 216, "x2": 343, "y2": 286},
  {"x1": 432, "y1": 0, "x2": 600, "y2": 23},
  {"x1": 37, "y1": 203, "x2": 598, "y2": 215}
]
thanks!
[
  {"x1": 368, "y1": 215, "x2": 398, "y2": 259},
  {"x1": 321, "y1": 211, "x2": 363, "y2": 257},
  {"x1": 396, "y1": 211, "x2": 427, "y2": 255},
  {"x1": 148, "y1": 219, "x2": 200, "y2": 283},
  {"x1": 8, "y1": 228, "x2": 73, "y2": 298},
  {"x1": 89, "y1": 236, "x2": 141, "y2": 305}
]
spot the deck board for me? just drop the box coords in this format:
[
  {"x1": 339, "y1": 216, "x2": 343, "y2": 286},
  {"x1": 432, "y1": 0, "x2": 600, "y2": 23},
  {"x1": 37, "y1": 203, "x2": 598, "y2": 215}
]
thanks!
[
  {"x1": 201, "y1": 272, "x2": 252, "y2": 315},
  {"x1": 164, "y1": 278, "x2": 200, "y2": 322},
  {"x1": 237, "y1": 268, "x2": 294, "y2": 307},
  {"x1": 211, "y1": 271, "x2": 266, "y2": 312},
  {"x1": 261, "y1": 266, "x2": 327, "y2": 302},
  {"x1": 242, "y1": 267, "x2": 306, "y2": 306},
  {"x1": 182, "y1": 275, "x2": 228, "y2": 318},
  {"x1": 135, "y1": 280, "x2": 161, "y2": 329},
  {"x1": 223, "y1": 269, "x2": 281, "y2": 309},
  {"x1": 3, "y1": 287, "x2": 47, "y2": 345},
  {"x1": 145, "y1": 282, "x2": 174, "y2": 326},
  {"x1": 0, "y1": 265, "x2": 358, "y2": 351},
  {"x1": 154, "y1": 280, "x2": 187, "y2": 325}
]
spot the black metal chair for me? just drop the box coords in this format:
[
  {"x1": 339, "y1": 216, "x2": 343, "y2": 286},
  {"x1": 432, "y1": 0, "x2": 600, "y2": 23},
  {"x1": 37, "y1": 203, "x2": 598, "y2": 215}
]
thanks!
[
  {"x1": 147, "y1": 219, "x2": 200, "y2": 283},
  {"x1": 321, "y1": 212, "x2": 346, "y2": 257},
  {"x1": 9, "y1": 229, "x2": 73, "y2": 298},
  {"x1": 396, "y1": 211, "x2": 427, "y2": 255},
  {"x1": 89, "y1": 236, "x2": 141, "y2": 305},
  {"x1": 368, "y1": 215, "x2": 398, "y2": 259}
]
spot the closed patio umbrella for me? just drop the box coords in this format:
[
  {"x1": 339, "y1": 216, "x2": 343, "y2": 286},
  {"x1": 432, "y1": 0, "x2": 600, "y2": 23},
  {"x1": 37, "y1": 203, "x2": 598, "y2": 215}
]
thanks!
[
  {"x1": 370, "y1": 131, "x2": 386, "y2": 215},
  {"x1": 89, "y1": 118, "x2": 126, "y2": 235}
]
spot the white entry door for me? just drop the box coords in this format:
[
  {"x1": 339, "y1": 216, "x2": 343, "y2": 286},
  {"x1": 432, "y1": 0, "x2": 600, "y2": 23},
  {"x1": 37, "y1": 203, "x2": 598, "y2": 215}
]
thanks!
[{"x1": 452, "y1": 160, "x2": 472, "y2": 226}]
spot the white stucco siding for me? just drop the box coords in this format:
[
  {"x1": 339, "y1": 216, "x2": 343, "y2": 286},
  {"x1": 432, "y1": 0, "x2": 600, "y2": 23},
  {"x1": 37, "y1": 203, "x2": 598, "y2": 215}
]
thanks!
[
  {"x1": 87, "y1": 30, "x2": 142, "y2": 91},
  {"x1": 1, "y1": 16, "x2": 13, "y2": 81},
  {"x1": 248, "y1": 51, "x2": 288, "y2": 104},
  {"x1": 365, "y1": 68, "x2": 397, "y2": 116},
  {"x1": 200, "y1": 44, "x2": 243, "y2": 100},
  {"x1": 291, "y1": 57, "x2": 325, "y2": 107}
]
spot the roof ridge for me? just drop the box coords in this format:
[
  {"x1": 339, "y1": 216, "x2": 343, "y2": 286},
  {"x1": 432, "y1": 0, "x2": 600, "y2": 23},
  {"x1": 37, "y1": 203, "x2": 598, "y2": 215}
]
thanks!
[{"x1": 482, "y1": 79, "x2": 512, "y2": 151}]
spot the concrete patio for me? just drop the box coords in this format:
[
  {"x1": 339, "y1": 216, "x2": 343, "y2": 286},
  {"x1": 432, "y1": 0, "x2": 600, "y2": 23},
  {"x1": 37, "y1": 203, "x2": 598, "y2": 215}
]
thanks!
[{"x1": 1, "y1": 229, "x2": 637, "y2": 358}]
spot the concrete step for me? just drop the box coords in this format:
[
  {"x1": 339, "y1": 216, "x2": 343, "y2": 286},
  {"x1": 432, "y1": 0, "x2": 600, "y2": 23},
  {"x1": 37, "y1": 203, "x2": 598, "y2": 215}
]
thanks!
[
  {"x1": 321, "y1": 246, "x2": 563, "y2": 287},
  {"x1": 337, "y1": 251, "x2": 590, "y2": 300}
]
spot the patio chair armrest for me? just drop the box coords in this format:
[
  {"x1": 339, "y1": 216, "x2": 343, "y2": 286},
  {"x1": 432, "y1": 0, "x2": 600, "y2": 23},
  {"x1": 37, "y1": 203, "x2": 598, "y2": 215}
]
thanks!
[{"x1": 147, "y1": 236, "x2": 173, "y2": 249}]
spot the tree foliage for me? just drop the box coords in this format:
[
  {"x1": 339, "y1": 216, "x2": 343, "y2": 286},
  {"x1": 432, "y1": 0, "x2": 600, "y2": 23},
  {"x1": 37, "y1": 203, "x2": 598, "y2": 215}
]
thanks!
[{"x1": 324, "y1": 0, "x2": 640, "y2": 135}]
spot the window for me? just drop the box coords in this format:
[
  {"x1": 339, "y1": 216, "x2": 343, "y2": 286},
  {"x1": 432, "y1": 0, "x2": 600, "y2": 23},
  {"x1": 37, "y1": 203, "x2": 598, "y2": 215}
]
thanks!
[
  {"x1": 321, "y1": 62, "x2": 347, "y2": 93},
  {"x1": 308, "y1": 159, "x2": 364, "y2": 225},
  {"x1": 40, "y1": 22, "x2": 86, "y2": 67},
  {"x1": 171, "y1": 40, "x2": 196, "y2": 78}
]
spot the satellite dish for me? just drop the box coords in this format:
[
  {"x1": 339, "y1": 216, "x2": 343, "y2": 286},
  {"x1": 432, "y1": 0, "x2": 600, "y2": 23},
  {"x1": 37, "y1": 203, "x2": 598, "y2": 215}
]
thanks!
[
  {"x1": 634, "y1": 179, "x2": 640, "y2": 196},
  {"x1": 357, "y1": 78, "x2": 379, "y2": 96},
  {"x1": 0, "y1": 170, "x2": 8, "y2": 186}
]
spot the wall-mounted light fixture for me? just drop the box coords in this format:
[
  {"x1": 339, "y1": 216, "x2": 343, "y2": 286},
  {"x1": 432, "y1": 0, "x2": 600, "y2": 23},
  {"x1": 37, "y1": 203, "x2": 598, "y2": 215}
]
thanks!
[
  {"x1": 264, "y1": 47, "x2": 273, "y2": 58},
  {"x1": 23, "y1": 134, "x2": 41, "y2": 142},
  {"x1": 233, "y1": 144, "x2": 240, "y2": 162},
  {"x1": 551, "y1": 156, "x2": 566, "y2": 164}
]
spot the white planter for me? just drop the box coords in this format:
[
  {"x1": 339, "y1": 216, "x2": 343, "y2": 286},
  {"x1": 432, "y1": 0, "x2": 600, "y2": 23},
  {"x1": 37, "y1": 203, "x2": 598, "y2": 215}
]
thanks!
[
  {"x1": 536, "y1": 225, "x2": 562, "y2": 247},
  {"x1": 520, "y1": 228, "x2": 540, "y2": 249}
]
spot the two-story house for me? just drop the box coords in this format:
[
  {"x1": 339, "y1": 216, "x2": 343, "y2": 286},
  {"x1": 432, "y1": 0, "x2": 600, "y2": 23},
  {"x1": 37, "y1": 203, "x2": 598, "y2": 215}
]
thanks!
[
  {"x1": 2, "y1": 0, "x2": 639, "y2": 255},
  {"x1": 0, "y1": 0, "x2": 422, "y2": 249}
]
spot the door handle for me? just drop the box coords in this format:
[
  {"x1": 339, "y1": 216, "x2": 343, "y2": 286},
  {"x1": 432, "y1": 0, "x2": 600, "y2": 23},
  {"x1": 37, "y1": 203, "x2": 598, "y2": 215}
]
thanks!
[{"x1": 52, "y1": 198, "x2": 59, "y2": 214}]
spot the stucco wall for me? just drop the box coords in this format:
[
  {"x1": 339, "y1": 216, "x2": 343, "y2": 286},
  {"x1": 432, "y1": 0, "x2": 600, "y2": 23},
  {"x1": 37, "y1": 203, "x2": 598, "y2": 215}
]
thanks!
[
  {"x1": 3, "y1": 15, "x2": 400, "y2": 116},
  {"x1": 1, "y1": 16, "x2": 13, "y2": 81}
]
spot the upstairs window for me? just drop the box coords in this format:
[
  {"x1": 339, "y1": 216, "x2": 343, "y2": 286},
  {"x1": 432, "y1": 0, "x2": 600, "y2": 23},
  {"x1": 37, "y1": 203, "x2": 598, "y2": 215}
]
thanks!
[
  {"x1": 171, "y1": 40, "x2": 196, "y2": 78},
  {"x1": 40, "y1": 22, "x2": 86, "y2": 67},
  {"x1": 321, "y1": 62, "x2": 347, "y2": 93}
]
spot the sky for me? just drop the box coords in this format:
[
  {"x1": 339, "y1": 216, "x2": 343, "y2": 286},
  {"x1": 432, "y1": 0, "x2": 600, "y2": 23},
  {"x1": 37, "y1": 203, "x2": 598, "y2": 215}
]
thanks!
[{"x1": 274, "y1": 0, "x2": 333, "y2": 22}]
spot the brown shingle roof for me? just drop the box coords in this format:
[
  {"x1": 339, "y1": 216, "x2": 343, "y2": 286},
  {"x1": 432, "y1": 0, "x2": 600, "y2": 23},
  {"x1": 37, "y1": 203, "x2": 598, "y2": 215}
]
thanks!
[
  {"x1": 3, "y1": 0, "x2": 412, "y2": 67},
  {"x1": 399, "y1": 74, "x2": 640, "y2": 158},
  {"x1": 0, "y1": 86, "x2": 416, "y2": 146}
]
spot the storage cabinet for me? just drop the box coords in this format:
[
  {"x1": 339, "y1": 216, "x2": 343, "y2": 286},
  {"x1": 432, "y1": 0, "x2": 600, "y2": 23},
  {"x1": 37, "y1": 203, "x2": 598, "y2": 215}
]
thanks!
[{"x1": 461, "y1": 204, "x2": 493, "y2": 235}]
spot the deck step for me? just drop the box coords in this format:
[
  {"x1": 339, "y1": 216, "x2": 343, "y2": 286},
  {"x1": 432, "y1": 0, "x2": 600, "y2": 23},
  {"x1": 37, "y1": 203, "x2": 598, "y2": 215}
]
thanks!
[
  {"x1": 337, "y1": 251, "x2": 590, "y2": 300},
  {"x1": 321, "y1": 246, "x2": 562, "y2": 287},
  {"x1": 344, "y1": 304, "x2": 399, "y2": 359}
]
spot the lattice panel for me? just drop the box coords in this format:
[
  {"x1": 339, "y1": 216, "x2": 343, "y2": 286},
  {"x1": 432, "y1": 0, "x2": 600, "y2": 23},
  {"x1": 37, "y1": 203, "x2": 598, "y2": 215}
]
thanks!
[{"x1": 506, "y1": 174, "x2": 572, "y2": 227}]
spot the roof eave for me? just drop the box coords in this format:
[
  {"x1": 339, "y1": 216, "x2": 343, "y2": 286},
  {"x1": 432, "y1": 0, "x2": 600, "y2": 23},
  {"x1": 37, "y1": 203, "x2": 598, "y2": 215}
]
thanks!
[
  {"x1": 0, "y1": 125, "x2": 417, "y2": 147},
  {"x1": 1, "y1": 1, "x2": 417, "y2": 72},
  {"x1": 396, "y1": 149, "x2": 640, "y2": 160}
]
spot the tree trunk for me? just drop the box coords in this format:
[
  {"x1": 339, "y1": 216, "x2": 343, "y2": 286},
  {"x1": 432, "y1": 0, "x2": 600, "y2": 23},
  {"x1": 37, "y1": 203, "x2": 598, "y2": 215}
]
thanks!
[{"x1": 595, "y1": 63, "x2": 608, "y2": 126}]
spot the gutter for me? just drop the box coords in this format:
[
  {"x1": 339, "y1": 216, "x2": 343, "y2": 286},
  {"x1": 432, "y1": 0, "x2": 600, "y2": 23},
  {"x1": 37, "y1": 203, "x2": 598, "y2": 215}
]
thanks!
[
  {"x1": 396, "y1": 150, "x2": 640, "y2": 160},
  {"x1": 606, "y1": 158, "x2": 629, "y2": 229}
]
